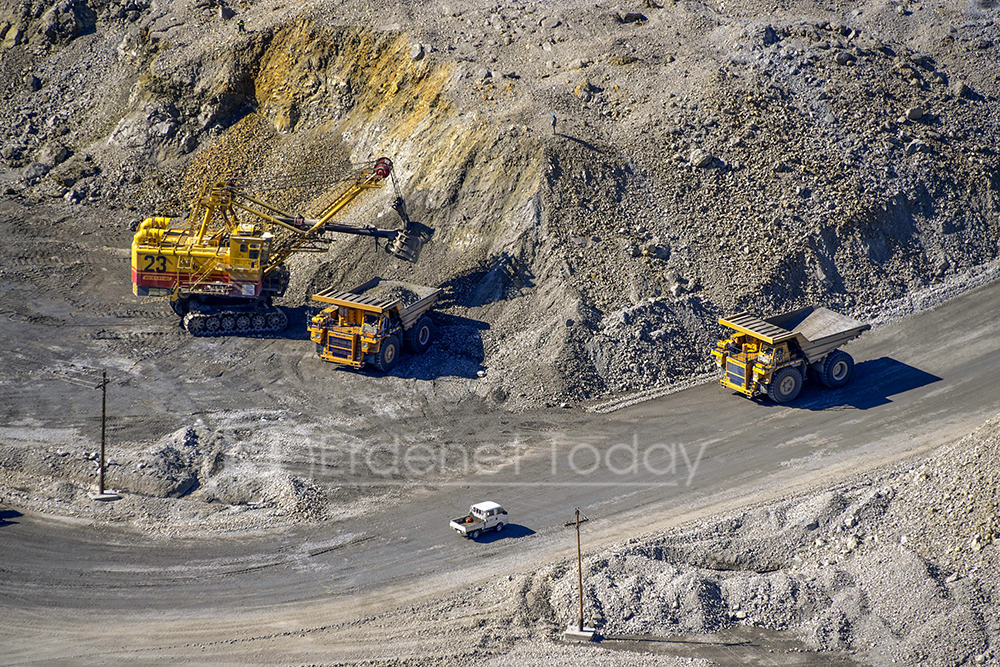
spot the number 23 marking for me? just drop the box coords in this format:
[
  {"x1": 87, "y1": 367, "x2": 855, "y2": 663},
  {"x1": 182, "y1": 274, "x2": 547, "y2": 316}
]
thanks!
[{"x1": 143, "y1": 255, "x2": 167, "y2": 273}]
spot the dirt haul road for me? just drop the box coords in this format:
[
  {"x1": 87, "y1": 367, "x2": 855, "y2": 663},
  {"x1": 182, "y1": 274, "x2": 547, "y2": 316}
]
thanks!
[{"x1": 2, "y1": 262, "x2": 1000, "y2": 664}]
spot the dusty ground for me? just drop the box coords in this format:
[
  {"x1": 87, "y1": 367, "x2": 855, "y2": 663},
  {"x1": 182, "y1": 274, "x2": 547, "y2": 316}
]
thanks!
[{"x1": 1, "y1": 0, "x2": 1000, "y2": 664}]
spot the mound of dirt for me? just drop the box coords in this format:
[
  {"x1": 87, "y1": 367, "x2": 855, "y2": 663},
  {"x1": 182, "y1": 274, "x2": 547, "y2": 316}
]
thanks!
[
  {"x1": 540, "y1": 415, "x2": 1000, "y2": 665},
  {"x1": 124, "y1": 426, "x2": 212, "y2": 497},
  {"x1": 0, "y1": 421, "x2": 338, "y2": 535},
  {"x1": 366, "y1": 283, "x2": 422, "y2": 308}
]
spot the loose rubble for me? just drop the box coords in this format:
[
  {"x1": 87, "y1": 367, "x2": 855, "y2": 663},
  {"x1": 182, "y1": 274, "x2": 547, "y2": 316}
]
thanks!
[
  {"x1": 539, "y1": 415, "x2": 1000, "y2": 665},
  {"x1": 330, "y1": 414, "x2": 997, "y2": 666}
]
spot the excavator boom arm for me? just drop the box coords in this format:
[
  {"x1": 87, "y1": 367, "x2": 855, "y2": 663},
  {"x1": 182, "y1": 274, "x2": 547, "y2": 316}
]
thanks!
[{"x1": 256, "y1": 157, "x2": 423, "y2": 266}]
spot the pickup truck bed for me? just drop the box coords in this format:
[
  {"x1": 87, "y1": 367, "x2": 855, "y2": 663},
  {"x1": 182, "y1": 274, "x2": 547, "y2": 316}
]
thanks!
[{"x1": 451, "y1": 514, "x2": 484, "y2": 528}]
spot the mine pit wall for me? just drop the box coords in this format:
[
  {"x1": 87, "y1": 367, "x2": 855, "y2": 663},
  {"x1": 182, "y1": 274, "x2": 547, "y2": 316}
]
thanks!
[
  {"x1": 147, "y1": 21, "x2": 591, "y2": 404},
  {"x1": 49, "y1": 11, "x2": 1000, "y2": 406}
]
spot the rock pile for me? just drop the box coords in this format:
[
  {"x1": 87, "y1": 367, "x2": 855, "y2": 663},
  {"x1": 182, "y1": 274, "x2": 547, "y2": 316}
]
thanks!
[
  {"x1": 366, "y1": 283, "x2": 422, "y2": 308},
  {"x1": 0, "y1": 422, "x2": 334, "y2": 535},
  {"x1": 541, "y1": 415, "x2": 1000, "y2": 665},
  {"x1": 296, "y1": 416, "x2": 999, "y2": 665}
]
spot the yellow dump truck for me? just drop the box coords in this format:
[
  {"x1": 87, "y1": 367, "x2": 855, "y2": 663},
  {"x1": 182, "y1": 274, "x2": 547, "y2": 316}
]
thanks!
[
  {"x1": 711, "y1": 305, "x2": 871, "y2": 403},
  {"x1": 308, "y1": 277, "x2": 442, "y2": 372}
]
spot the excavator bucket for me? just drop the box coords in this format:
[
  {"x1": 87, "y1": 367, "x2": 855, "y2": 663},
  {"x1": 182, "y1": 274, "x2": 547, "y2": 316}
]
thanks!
[
  {"x1": 387, "y1": 198, "x2": 432, "y2": 262},
  {"x1": 387, "y1": 231, "x2": 422, "y2": 263}
]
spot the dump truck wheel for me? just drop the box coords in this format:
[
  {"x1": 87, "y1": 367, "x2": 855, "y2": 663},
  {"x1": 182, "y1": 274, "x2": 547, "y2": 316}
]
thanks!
[
  {"x1": 405, "y1": 316, "x2": 434, "y2": 354},
  {"x1": 822, "y1": 350, "x2": 854, "y2": 389},
  {"x1": 374, "y1": 335, "x2": 400, "y2": 372},
  {"x1": 767, "y1": 367, "x2": 802, "y2": 403}
]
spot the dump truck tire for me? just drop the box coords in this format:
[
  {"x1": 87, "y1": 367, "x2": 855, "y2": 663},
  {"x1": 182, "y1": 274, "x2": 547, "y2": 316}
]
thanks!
[
  {"x1": 821, "y1": 350, "x2": 854, "y2": 389},
  {"x1": 374, "y1": 335, "x2": 400, "y2": 372},
  {"x1": 405, "y1": 316, "x2": 434, "y2": 354},
  {"x1": 767, "y1": 367, "x2": 803, "y2": 403}
]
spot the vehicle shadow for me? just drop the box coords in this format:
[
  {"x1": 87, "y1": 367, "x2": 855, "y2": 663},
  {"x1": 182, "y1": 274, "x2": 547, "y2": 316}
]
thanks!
[
  {"x1": 280, "y1": 305, "x2": 315, "y2": 341},
  {"x1": 0, "y1": 509, "x2": 23, "y2": 527},
  {"x1": 392, "y1": 312, "x2": 489, "y2": 381},
  {"x1": 787, "y1": 357, "x2": 943, "y2": 411},
  {"x1": 473, "y1": 524, "x2": 536, "y2": 543}
]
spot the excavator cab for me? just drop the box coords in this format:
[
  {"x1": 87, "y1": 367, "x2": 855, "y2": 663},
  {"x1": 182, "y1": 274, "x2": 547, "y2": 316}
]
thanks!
[{"x1": 229, "y1": 234, "x2": 267, "y2": 273}]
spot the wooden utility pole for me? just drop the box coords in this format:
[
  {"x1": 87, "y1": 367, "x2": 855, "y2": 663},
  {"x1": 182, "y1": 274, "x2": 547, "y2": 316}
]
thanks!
[
  {"x1": 96, "y1": 369, "x2": 108, "y2": 495},
  {"x1": 89, "y1": 370, "x2": 120, "y2": 501},
  {"x1": 562, "y1": 508, "x2": 592, "y2": 641},
  {"x1": 575, "y1": 507, "x2": 584, "y2": 632}
]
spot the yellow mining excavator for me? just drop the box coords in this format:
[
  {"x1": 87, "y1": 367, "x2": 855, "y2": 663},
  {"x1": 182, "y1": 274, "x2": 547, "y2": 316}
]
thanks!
[{"x1": 131, "y1": 158, "x2": 426, "y2": 335}]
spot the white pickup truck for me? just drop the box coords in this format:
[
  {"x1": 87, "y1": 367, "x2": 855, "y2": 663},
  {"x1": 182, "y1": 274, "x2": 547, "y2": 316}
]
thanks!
[{"x1": 449, "y1": 501, "x2": 508, "y2": 539}]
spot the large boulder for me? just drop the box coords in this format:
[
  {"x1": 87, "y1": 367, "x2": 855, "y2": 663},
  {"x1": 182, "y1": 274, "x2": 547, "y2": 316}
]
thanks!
[{"x1": 37, "y1": 0, "x2": 96, "y2": 47}]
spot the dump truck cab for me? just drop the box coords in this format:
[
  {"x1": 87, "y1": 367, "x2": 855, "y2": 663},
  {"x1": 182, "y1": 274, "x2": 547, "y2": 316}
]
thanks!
[{"x1": 714, "y1": 335, "x2": 793, "y2": 398}]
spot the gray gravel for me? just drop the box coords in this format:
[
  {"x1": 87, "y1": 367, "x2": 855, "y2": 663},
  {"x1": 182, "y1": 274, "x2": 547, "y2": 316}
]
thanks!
[
  {"x1": 536, "y1": 416, "x2": 1000, "y2": 666},
  {"x1": 316, "y1": 413, "x2": 998, "y2": 667},
  {"x1": 2, "y1": 0, "x2": 999, "y2": 664}
]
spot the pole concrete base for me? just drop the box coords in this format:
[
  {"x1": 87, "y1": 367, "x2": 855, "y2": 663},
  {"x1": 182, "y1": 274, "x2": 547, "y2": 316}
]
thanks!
[
  {"x1": 562, "y1": 624, "x2": 597, "y2": 642},
  {"x1": 88, "y1": 490, "x2": 121, "y2": 502}
]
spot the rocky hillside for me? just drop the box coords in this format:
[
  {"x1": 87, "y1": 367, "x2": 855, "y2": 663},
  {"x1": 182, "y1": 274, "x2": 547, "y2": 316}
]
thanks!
[{"x1": 2, "y1": 0, "x2": 999, "y2": 408}]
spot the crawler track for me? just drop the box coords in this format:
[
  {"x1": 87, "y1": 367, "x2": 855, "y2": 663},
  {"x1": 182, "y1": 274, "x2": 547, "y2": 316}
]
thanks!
[{"x1": 183, "y1": 307, "x2": 288, "y2": 337}]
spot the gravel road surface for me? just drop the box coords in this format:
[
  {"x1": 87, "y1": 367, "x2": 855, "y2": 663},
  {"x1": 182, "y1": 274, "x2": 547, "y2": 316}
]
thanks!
[{"x1": 3, "y1": 276, "x2": 999, "y2": 665}]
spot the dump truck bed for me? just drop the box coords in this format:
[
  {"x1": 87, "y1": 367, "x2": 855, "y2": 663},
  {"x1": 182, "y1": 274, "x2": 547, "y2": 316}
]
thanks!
[
  {"x1": 719, "y1": 305, "x2": 870, "y2": 363},
  {"x1": 312, "y1": 277, "x2": 442, "y2": 329}
]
